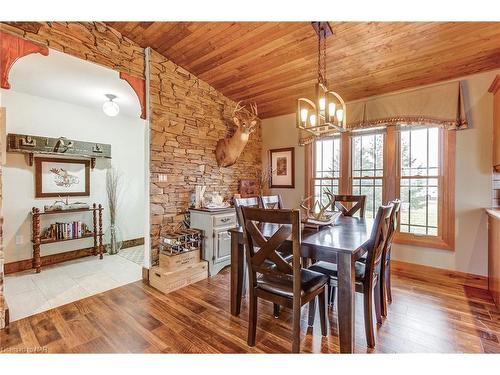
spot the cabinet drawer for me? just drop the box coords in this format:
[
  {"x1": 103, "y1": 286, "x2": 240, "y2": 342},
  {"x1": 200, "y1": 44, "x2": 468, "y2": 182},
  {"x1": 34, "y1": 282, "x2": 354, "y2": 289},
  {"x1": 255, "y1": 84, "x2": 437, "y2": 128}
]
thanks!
[{"x1": 213, "y1": 214, "x2": 236, "y2": 227}]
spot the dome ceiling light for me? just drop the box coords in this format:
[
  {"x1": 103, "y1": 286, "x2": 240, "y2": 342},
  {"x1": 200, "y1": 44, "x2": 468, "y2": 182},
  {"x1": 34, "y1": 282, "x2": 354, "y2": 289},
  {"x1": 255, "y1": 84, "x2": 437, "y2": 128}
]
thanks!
[{"x1": 102, "y1": 94, "x2": 120, "y2": 117}]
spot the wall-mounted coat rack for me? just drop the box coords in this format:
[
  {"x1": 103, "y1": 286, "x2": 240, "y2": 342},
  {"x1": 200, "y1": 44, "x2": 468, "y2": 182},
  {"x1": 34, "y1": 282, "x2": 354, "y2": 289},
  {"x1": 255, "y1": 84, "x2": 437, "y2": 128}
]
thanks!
[{"x1": 6, "y1": 133, "x2": 112, "y2": 169}]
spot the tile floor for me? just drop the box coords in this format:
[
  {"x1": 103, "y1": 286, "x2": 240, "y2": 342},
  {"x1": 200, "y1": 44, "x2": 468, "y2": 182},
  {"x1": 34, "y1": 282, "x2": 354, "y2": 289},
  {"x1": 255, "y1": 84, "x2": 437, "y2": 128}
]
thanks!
[{"x1": 4, "y1": 246, "x2": 143, "y2": 322}]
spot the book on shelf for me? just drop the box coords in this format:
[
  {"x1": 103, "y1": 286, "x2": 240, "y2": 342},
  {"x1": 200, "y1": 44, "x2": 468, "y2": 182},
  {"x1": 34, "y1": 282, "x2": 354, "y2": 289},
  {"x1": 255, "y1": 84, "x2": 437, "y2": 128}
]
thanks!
[{"x1": 45, "y1": 221, "x2": 90, "y2": 240}]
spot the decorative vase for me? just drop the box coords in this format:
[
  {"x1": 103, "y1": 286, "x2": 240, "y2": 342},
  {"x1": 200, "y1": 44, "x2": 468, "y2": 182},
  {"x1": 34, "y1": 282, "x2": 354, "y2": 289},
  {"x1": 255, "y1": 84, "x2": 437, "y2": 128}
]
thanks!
[{"x1": 104, "y1": 223, "x2": 123, "y2": 255}]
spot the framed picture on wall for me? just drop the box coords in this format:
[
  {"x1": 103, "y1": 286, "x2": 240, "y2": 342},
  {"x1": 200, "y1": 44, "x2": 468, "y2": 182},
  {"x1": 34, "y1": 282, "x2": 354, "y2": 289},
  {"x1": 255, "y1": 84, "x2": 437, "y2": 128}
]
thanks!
[
  {"x1": 35, "y1": 157, "x2": 90, "y2": 198},
  {"x1": 269, "y1": 147, "x2": 295, "y2": 188}
]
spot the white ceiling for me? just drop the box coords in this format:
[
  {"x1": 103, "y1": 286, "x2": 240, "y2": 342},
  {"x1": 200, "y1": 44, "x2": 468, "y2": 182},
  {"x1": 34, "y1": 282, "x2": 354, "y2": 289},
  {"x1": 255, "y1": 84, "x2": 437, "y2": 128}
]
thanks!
[{"x1": 7, "y1": 49, "x2": 141, "y2": 119}]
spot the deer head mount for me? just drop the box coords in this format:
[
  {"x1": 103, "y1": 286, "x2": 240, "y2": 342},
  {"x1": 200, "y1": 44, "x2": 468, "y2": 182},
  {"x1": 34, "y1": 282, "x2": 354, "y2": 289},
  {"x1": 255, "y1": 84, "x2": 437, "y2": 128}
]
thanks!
[{"x1": 215, "y1": 101, "x2": 259, "y2": 167}]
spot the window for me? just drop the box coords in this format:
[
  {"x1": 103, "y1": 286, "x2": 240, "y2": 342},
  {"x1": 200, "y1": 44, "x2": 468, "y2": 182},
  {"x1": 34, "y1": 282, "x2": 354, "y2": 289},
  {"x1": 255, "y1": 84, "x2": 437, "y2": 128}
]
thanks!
[
  {"x1": 306, "y1": 124, "x2": 455, "y2": 250},
  {"x1": 313, "y1": 136, "x2": 341, "y2": 208},
  {"x1": 395, "y1": 125, "x2": 455, "y2": 249},
  {"x1": 351, "y1": 131, "x2": 384, "y2": 219},
  {"x1": 399, "y1": 126, "x2": 439, "y2": 235}
]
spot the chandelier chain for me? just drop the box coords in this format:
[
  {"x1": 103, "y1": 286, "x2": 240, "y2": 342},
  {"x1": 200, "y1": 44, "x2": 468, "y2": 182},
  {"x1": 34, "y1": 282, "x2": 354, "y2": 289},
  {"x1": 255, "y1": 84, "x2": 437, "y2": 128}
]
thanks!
[{"x1": 317, "y1": 25, "x2": 327, "y2": 86}]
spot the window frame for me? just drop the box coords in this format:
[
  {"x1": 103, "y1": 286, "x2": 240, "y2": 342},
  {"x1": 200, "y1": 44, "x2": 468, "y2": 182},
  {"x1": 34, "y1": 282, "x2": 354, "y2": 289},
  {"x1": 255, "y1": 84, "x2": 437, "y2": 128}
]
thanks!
[
  {"x1": 350, "y1": 129, "x2": 386, "y2": 219},
  {"x1": 394, "y1": 126, "x2": 455, "y2": 250},
  {"x1": 311, "y1": 134, "x2": 342, "y2": 205},
  {"x1": 306, "y1": 125, "x2": 455, "y2": 251}
]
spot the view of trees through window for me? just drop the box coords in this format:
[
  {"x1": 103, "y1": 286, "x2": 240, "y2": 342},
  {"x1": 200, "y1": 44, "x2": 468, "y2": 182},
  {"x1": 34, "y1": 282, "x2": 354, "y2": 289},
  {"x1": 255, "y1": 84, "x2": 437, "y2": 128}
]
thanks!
[
  {"x1": 313, "y1": 136, "x2": 340, "y2": 209},
  {"x1": 312, "y1": 126, "x2": 441, "y2": 237},
  {"x1": 351, "y1": 131, "x2": 384, "y2": 219},
  {"x1": 399, "y1": 126, "x2": 439, "y2": 236}
]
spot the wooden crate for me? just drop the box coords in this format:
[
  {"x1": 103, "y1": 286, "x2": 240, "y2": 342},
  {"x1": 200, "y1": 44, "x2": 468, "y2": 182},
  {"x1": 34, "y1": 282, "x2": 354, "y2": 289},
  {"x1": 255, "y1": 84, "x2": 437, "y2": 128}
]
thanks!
[
  {"x1": 159, "y1": 249, "x2": 200, "y2": 271},
  {"x1": 149, "y1": 261, "x2": 208, "y2": 295}
]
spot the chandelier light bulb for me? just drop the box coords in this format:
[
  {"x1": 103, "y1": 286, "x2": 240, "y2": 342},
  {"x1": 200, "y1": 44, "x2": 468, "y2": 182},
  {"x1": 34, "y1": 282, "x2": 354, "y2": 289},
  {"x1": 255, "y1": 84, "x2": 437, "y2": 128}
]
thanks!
[
  {"x1": 328, "y1": 102, "x2": 336, "y2": 118},
  {"x1": 336, "y1": 109, "x2": 344, "y2": 122},
  {"x1": 300, "y1": 108, "x2": 309, "y2": 122},
  {"x1": 103, "y1": 94, "x2": 120, "y2": 117},
  {"x1": 319, "y1": 97, "x2": 326, "y2": 111},
  {"x1": 309, "y1": 114, "x2": 317, "y2": 127}
]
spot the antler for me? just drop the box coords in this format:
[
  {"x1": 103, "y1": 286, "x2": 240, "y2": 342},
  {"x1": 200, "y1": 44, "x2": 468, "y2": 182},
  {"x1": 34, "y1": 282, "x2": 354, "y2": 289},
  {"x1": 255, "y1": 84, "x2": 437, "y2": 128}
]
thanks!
[
  {"x1": 249, "y1": 102, "x2": 258, "y2": 117},
  {"x1": 300, "y1": 192, "x2": 334, "y2": 222},
  {"x1": 316, "y1": 191, "x2": 334, "y2": 221},
  {"x1": 232, "y1": 101, "x2": 245, "y2": 117}
]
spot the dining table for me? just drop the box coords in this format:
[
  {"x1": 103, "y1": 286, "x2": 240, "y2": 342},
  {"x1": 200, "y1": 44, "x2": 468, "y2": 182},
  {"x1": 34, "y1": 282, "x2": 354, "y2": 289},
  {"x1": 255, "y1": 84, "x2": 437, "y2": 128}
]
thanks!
[{"x1": 229, "y1": 215, "x2": 374, "y2": 354}]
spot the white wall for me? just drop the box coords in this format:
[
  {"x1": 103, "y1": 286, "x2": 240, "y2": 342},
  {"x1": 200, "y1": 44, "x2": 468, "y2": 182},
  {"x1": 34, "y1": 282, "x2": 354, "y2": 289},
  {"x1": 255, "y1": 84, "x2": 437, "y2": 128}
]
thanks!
[
  {"x1": 1, "y1": 90, "x2": 146, "y2": 263},
  {"x1": 262, "y1": 68, "x2": 498, "y2": 276}
]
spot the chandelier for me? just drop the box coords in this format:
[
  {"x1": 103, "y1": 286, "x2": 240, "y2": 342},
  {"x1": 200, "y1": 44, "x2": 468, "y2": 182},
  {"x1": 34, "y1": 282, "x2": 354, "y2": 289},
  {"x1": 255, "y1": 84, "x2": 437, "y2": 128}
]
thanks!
[{"x1": 296, "y1": 22, "x2": 346, "y2": 136}]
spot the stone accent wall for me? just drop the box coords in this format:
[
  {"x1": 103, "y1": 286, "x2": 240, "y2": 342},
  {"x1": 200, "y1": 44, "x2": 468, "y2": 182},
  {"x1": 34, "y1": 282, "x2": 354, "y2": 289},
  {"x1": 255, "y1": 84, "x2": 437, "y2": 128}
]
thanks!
[{"x1": 149, "y1": 50, "x2": 262, "y2": 261}]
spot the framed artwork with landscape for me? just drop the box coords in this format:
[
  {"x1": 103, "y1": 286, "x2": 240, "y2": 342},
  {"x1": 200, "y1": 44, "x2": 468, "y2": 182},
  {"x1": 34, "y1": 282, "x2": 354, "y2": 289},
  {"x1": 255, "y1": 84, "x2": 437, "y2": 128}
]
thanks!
[
  {"x1": 269, "y1": 147, "x2": 295, "y2": 188},
  {"x1": 35, "y1": 157, "x2": 90, "y2": 198}
]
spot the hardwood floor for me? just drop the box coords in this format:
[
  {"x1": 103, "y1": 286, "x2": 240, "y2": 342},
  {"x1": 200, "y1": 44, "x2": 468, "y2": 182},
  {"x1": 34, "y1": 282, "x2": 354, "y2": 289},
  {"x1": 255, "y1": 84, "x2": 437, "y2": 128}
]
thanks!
[{"x1": 1, "y1": 264, "x2": 500, "y2": 353}]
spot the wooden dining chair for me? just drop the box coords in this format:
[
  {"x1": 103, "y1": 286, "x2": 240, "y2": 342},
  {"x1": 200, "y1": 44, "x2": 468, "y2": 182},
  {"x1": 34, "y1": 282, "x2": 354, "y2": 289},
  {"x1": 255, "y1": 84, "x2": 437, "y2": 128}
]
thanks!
[
  {"x1": 234, "y1": 197, "x2": 261, "y2": 227},
  {"x1": 235, "y1": 196, "x2": 291, "y2": 318},
  {"x1": 308, "y1": 204, "x2": 393, "y2": 348},
  {"x1": 333, "y1": 194, "x2": 366, "y2": 217},
  {"x1": 380, "y1": 199, "x2": 401, "y2": 317},
  {"x1": 241, "y1": 206, "x2": 328, "y2": 353},
  {"x1": 259, "y1": 194, "x2": 284, "y2": 209}
]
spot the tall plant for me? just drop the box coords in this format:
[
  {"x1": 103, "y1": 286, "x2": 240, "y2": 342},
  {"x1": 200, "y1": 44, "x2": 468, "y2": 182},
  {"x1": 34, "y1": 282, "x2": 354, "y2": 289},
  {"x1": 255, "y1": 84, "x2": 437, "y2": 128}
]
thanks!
[
  {"x1": 106, "y1": 167, "x2": 121, "y2": 225},
  {"x1": 106, "y1": 167, "x2": 122, "y2": 255}
]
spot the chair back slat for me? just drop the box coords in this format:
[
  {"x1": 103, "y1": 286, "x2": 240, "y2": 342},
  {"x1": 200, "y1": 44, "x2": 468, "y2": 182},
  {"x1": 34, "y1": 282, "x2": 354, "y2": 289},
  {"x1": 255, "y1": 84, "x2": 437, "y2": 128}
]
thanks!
[
  {"x1": 363, "y1": 204, "x2": 393, "y2": 286},
  {"x1": 241, "y1": 207, "x2": 301, "y2": 292},
  {"x1": 260, "y1": 195, "x2": 284, "y2": 209},
  {"x1": 234, "y1": 197, "x2": 260, "y2": 227},
  {"x1": 334, "y1": 194, "x2": 366, "y2": 217},
  {"x1": 386, "y1": 199, "x2": 401, "y2": 246},
  {"x1": 246, "y1": 221, "x2": 294, "y2": 274}
]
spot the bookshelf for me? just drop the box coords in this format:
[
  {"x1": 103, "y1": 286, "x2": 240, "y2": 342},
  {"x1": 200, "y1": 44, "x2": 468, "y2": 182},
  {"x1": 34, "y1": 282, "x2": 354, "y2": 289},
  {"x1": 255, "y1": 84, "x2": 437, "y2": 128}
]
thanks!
[{"x1": 31, "y1": 203, "x2": 103, "y2": 273}]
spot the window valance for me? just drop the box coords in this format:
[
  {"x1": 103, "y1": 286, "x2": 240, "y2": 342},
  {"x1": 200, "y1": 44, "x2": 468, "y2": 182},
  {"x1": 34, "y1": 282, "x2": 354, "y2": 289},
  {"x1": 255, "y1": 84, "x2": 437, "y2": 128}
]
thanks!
[{"x1": 299, "y1": 80, "x2": 469, "y2": 145}]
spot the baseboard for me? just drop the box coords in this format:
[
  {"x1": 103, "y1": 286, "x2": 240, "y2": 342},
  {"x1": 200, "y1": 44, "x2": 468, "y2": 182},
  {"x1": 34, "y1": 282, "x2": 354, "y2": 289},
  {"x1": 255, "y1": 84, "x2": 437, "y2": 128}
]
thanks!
[
  {"x1": 0, "y1": 295, "x2": 8, "y2": 330},
  {"x1": 123, "y1": 237, "x2": 145, "y2": 248},
  {"x1": 142, "y1": 267, "x2": 150, "y2": 285},
  {"x1": 391, "y1": 260, "x2": 488, "y2": 290},
  {"x1": 5, "y1": 237, "x2": 145, "y2": 275}
]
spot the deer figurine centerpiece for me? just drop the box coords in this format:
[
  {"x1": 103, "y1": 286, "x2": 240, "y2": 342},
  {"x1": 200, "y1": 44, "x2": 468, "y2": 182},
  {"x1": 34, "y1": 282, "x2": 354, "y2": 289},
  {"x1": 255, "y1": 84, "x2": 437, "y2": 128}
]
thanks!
[{"x1": 215, "y1": 101, "x2": 259, "y2": 167}]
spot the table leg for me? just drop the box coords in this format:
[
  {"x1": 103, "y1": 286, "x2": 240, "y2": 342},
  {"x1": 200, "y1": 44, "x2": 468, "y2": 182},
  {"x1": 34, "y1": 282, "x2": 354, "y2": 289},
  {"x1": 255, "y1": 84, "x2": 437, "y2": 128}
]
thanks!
[
  {"x1": 230, "y1": 233, "x2": 244, "y2": 316},
  {"x1": 337, "y1": 252, "x2": 356, "y2": 354}
]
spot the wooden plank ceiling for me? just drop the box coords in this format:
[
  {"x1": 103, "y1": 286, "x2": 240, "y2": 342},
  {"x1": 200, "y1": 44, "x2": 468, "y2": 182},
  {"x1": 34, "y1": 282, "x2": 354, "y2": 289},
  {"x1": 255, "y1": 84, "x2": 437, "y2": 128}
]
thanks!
[{"x1": 107, "y1": 22, "x2": 500, "y2": 119}]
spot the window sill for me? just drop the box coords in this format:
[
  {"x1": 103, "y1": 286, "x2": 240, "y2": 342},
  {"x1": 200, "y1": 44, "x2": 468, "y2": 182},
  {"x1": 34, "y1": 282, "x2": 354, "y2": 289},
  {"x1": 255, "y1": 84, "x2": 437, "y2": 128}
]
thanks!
[{"x1": 394, "y1": 232, "x2": 454, "y2": 251}]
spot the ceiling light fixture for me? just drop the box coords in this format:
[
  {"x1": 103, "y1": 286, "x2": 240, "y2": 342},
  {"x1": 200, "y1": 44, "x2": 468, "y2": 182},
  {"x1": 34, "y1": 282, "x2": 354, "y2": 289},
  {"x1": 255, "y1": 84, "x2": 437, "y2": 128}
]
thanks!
[
  {"x1": 296, "y1": 22, "x2": 346, "y2": 136},
  {"x1": 102, "y1": 94, "x2": 120, "y2": 117}
]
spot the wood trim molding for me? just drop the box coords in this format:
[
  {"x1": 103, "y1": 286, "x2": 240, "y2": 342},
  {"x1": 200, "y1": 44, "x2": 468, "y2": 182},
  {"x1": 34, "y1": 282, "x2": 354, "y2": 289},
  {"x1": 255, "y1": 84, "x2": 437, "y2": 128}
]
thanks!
[
  {"x1": 5, "y1": 237, "x2": 145, "y2": 274},
  {"x1": 339, "y1": 132, "x2": 351, "y2": 195},
  {"x1": 304, "y1": 143, "x2": 313, "y2": 198},
  {"x1": 383, "y1": 126, "x2": 397, "y2": 203},
  {"x1": 119, "y1": 72, "x2": 146, "y2": 119},
  {"x1": 0, "y1": 31, "x2": 49, "y2": 89},
  {"x1": 391, "y1": 260, "x2": 488, "y2": 290},
  {"x1": 488, "y1": 75, "x2": 500, "y2": 94}
]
